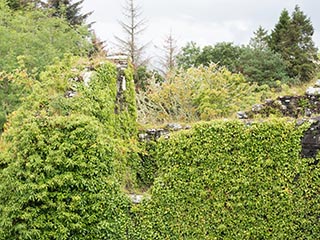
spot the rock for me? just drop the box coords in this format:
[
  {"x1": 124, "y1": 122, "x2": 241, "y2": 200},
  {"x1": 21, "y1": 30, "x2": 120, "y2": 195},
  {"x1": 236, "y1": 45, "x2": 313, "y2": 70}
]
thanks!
[
  {"x1": 139, "y1": 129, "x2": 170, "y2": 141},
  {"x1": 146, "y1": 129, "x2": 157, "y2": 135},
  {"x1": 156, "y1": 129, "x2": 170, "y2": 139},
  {"x1": 306, "y1": 87, "x2": 320, "y2": 96},
  {"x1": 274, "y1": 100, "x2": 282, "y2": 106},
  {"x1": 281, "y1": 105, "x2": 287, "y2": 111},
  {"x1": 65, "y1": 90, "x2": 77, "y2": 98},
  {"x1": 138, "y1": 133, "x2": 148, "y2": 141},
  {"x1": 314, "y1": 79, "x2": 320, "y2": 87},
  {"x1": 82, "y1": 71, "x2": 93, "y2": 87},
  {"x1": 305, "y1": 108, "x2": 312, "y2": 117},
  {"x1": 252, "y1": 104, "x2": 263, "y2": 112},
  {"x1": 265, "y1": 99, "x2": 273, "y2": 104},
  {"x1": 237, "y1": 111, "x2": 248, "y2": 119},
  {"x1": 166, "y1": 123, "x2": 183, "y2": 131},
  {"x1": 301, "y1": 119, "x2": 320, "y2": 158},
  {"x1": 128, "y1": 194, "x2": 144, "y2": 204}
]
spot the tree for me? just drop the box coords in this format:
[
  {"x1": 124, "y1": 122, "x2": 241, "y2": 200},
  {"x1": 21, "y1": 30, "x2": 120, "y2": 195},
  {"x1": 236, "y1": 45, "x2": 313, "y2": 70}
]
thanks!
[
  {"x1": 0, "y1": 4, "x2": 91, "y2": 73},
  {"x1": 89, "y1": 31, "x2": 107, "y2": 57},
  {"x1": 249, "y1": 26, "x2": 269, "y2": 50},
  {"x1": 197, "y1": 42, "x2": 242, "y2": 72},
  {"x1": 115, "y1": 0, "x2": 148, "y2": 84},
  {"x1": 5, "y1": 0, "x2": 43, "y2": 10},
  {"x1": 269, "y1": 9, "x2": 291, "y2": 54},
  {"x1": 239, "y1": 47, "x2": 291, "y2": 86},
  {"x1": 269, "y1": 6, "x2": 318, "y2": 82},
  {"x1": 157, "y1": 31, "x2": 179, "y2": 75},
  {"x1": 46, "y1": 0, "x2": 91, "y2": 26},
  {"x1": 176, "y1": 41, "x2": 201, "y2": 69},
  {"x1": 177, "y1": 42, "x2": 242, "y2": 72},
  {"x1": 289, "y1": 5, "x2": 318, "y2": 81}
]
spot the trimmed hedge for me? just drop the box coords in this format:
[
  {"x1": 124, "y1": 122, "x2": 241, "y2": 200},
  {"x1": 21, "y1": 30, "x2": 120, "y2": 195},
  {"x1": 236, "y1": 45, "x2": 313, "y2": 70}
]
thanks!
[{"x1": 135, "y1": 120, "x2": 320, "y2": 239}]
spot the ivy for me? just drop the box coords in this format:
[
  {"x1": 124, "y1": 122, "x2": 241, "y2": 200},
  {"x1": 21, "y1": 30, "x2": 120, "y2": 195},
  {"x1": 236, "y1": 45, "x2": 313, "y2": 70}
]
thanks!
[{"x1": 135, "y1": 119, "x2": 319, "y2": 239}]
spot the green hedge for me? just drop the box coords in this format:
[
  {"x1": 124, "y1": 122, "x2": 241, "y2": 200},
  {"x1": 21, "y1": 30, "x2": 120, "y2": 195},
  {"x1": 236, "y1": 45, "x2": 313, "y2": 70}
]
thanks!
[{"x1": 135, "y1": 120, "x2": 320, "y2": 239}]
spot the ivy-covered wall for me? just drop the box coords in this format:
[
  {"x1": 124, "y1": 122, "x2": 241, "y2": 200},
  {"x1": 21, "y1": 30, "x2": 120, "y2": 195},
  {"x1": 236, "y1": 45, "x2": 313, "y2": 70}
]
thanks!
[
  {"x1": 1, "y1": 56, "x2": 319, "y2": 239},
  {"x1": 134, "y1": 120, "x2": 320, "y2": 239},
  {"x1": 0, "y1": 57, "x2": 137, "y2": 239}
]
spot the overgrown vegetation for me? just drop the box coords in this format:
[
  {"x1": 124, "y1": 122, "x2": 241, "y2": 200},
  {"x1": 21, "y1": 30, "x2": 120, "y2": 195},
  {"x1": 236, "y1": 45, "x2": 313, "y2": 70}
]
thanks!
[
  {"x1": 0, "y1": 0, "x2": 319, "y2": 238},
  {"x1": 134, "y1": 120, "x2": 320, "y2": 239},
  {"x1": 0, "y1": 57, "x2": 137, "y2": 239}
]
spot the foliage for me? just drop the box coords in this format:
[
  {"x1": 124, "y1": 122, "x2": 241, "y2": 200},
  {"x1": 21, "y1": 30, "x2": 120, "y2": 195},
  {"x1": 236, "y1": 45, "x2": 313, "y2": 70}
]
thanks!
[
  {"x1": 176, "y1": 40, "x2": 292, "y2": 87},
  {"x1": 0, "y1": 56, "x2": 138, "y2": 238},
  {"x1": 137, "y1": 64, "x2": 260, "y2": 123},
  {"x1": 177, "y1": 42, "x2": 242, "y2": 72},
  {"x1": 5, "y1": 0, "x2": 41, "y2": 10},
  {"x1": 249, "y1": 25, "x2": 269, "y2": 50},
  {"x1": 0, "y1": 114, "x2": 131, "y2": 239},
  {"x1": 135, "y1": 120, "x2": 319, "y2": 239},
  {"x1": 239, "y1": 47, "x2": 292, "y2": 86},
  {"x1": 0, "y1": 68, "x2": 34, "y2": 133},
  {"x1": 46, "y1": 0, "x2": 91, "y2": 26},
  {"x1": 269, "y1": 6, "x2": 318, "y2": 82},
  {"x1": 0, "y1": 2, "x2": 91, "y2": 73},
  {"x1": 197, "y1": 42, "x2": 243, "y2": 72},
  {"x1": 176, "y1": 41, "x2": 201, "y2": 69}
]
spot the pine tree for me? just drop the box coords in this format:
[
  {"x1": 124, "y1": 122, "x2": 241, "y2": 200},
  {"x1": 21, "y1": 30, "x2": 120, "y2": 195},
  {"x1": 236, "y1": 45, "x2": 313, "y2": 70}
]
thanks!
[
  {"x1": 249, "y1": 26, "x2": 269, "y2": 50},
  {"x1": 269, "y1": 6, "x2": 318, "y2": 82},
  {"x1": 89, "y1": 31, "x2": 107, "y2": 57},
  {"x1": 269, "y1": 9, "x2": 292, "y2": 65},
  {"x1": 289, "y1": 5, "x2": 318, "y2": 81},
  {"x1": 46, "y1": 0, "x2": 91, "y2": 26},
  {"x1": 115, "y1": 0, "x2": 147, "y2": 68}
]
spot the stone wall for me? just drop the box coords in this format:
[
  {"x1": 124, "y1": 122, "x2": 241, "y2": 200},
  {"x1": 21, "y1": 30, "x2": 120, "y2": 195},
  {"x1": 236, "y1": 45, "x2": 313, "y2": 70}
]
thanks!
[{"x1": 239, "y1": 80, "x2": 320, "y2": 119}]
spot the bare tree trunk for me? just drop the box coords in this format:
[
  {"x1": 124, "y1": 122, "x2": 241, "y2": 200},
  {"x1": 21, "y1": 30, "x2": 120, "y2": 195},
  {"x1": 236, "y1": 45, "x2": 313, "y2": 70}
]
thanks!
[{"x1": 115, "y1": 0, "x2": 147, "y2": 70}]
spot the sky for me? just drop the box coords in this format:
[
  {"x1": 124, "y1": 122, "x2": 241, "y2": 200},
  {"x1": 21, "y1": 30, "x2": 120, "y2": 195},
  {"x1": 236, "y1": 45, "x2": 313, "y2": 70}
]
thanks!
[{"x1": 82, "y1": 0, "x2": 320, "y2": 54}]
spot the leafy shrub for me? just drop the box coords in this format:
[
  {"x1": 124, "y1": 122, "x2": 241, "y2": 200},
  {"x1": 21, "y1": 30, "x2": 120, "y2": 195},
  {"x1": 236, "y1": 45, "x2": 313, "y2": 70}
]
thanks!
[
  {"x1": 0, "y1": 2, "x2": 91, "y2": 73},
  {"x1": 138, "y1": 64, "x2": 260, "y2": 123}
]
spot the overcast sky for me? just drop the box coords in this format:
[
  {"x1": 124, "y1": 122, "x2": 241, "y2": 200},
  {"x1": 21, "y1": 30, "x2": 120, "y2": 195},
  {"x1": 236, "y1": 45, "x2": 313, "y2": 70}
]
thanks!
[{"x1": 82, "y1": 0, "x2": 320, "y2": 54}]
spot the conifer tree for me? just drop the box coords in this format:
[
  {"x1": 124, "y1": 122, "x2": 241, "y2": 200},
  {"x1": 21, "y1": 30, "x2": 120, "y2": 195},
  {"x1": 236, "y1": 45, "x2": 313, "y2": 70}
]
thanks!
[
  {"x1": 289, "y1": 5, "x2": 318, "y2": 81},
  {"x1": 249, "y1": 26, "x2": 269, "y2": 50},
  {"x1": 46, "y1": 0, "x2": 91, "y2": 26},
  {"x1": 269, "y1": 9, "x2": 292, "y2": 64},
  {"x1": 269, "y1": 6, "x2": 318, "y2": 82}
]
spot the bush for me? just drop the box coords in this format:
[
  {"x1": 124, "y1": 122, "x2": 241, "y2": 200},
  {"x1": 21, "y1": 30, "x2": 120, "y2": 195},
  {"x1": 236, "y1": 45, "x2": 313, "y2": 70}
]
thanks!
[{"x1": 138, "y1": 64, "x2": 260, "y2": 123}]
